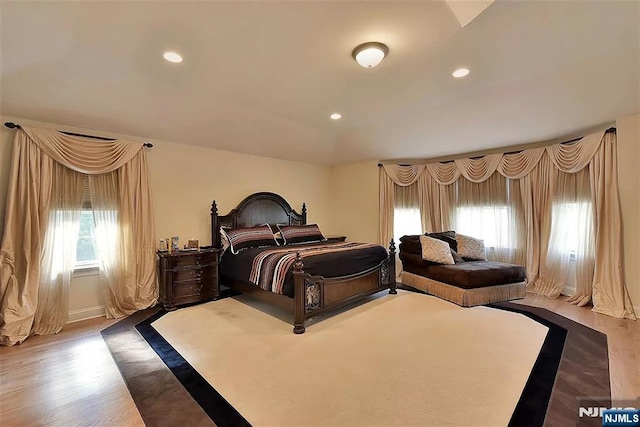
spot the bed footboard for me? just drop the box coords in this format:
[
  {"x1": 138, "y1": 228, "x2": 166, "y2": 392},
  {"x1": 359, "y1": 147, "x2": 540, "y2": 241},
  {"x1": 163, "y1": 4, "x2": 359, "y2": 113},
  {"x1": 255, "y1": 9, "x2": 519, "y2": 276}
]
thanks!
[{"x1": 292, "y1": 239, "x2": 396, "y2": 334}]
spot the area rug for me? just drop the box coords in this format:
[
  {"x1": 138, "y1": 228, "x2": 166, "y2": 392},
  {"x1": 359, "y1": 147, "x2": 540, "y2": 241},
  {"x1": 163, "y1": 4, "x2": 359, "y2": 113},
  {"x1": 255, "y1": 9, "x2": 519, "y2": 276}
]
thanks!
[{"x1": 102, "y1": 291, "x2": 610, "y2": 427}]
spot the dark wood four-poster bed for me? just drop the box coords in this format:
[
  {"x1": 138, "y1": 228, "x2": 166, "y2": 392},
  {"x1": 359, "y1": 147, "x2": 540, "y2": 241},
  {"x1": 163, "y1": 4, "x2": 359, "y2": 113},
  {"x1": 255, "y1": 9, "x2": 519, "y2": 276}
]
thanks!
[{"x1": 210, "y1": 192, "x2": 396, "y2": 334}]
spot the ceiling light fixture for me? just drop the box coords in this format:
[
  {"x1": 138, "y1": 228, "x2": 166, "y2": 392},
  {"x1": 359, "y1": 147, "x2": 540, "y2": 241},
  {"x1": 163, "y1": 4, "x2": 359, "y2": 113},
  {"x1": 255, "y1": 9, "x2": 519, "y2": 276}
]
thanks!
[
  {"x1": 352, "y1": 42, "x2": 389, "y2": 68},
  {"x1": 163, "y1": 51, "x2": 183, "y2": 63},
  {"x1": 330, "y1": 113, "x2": 342, "y2": 120},
  {"x1": 452, "y1": 67, "x2": 470, "y2": 78}
]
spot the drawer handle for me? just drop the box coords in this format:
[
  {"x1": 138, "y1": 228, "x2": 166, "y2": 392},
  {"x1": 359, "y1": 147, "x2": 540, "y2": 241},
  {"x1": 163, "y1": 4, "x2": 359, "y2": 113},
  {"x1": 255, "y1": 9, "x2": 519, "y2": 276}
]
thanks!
[
  {"x1": 189, "y1": 284, "x2": 204, "y2": 294},
  {"x1": 189, "y1": 270, "x2": 203, "y2": 279}
]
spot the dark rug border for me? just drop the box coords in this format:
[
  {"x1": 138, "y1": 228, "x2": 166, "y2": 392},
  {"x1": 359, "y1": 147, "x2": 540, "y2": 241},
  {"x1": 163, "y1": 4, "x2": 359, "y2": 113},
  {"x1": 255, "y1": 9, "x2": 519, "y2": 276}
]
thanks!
[
  {"x1": 488, "y1": 303, "x2": 568, "y2": 427},
  {"x1": 135, "y1": 310, "x2": 250, "y2": 427}
]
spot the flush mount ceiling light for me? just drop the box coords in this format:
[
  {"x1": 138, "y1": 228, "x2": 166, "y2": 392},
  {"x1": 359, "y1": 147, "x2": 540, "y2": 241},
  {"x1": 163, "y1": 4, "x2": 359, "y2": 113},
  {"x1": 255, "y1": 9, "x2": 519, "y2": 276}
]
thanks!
[
  {"x1": 330, "y1": 113, "x2": 342, "y2": 120},
  {"x1": 452, "y1": 67, "x2": 470, "y2": 78},
  {"x1": 352, "y1": 42, "x2": 389, "y2": 68},
  {"x1": 163, "y1": 51, "x2": 183, "y2": 63}
]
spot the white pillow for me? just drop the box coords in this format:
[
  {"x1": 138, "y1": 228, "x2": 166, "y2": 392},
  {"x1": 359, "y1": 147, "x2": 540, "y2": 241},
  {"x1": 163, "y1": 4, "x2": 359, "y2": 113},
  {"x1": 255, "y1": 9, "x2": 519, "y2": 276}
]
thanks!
[
  {"x1": 220, "y1": 227, "x2": 230, "y2": 252},
  {"x1": 419, "y1": 235, "x2": 455, "y2": 265},
  {"x1": 456, "y1": 233, "x2": 487, "y2": 260}
]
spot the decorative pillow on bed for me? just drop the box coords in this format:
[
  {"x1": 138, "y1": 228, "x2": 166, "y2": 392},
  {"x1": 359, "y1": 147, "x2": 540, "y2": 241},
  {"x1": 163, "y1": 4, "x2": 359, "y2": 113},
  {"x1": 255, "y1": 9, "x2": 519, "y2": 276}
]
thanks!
[
  {"x1": 277, "y1": 224, "x2": 326, "y2": 245},
  {"x1": 419, "y1": 235, "x2": 455, "y2": 265},
  {"x1": 221, "y1": 224, "x2": 279, "y2": 254},
  {"x1": 456, "y1": 234, "x2": 487, "y2": 260}
]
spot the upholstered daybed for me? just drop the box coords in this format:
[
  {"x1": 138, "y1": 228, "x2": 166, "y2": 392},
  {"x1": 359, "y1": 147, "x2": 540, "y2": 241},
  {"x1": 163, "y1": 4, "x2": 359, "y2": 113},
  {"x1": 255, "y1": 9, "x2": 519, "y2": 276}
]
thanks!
[{"x1": 399, "y1": 232, "x2": 527, "y2": 307}]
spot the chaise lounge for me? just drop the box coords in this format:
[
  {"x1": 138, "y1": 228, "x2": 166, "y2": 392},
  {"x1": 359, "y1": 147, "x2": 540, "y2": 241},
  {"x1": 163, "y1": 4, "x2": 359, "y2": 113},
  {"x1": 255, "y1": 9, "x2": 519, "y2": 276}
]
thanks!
[{"x1": 399, "y1": 232, "x2": 527, "y2": 307}]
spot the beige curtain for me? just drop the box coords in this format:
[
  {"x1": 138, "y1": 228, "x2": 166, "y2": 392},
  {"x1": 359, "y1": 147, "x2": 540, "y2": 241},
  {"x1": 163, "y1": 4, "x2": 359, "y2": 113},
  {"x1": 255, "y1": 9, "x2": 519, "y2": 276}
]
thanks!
[
  {"x1": 0, "y1": 126, "x2": 158, "y2": 345},
  {"x1": 381, "y1": 128, "x2": 636, "y2": 319},
  {"x1": 588, "y1": 132, "x2": 635, "y2": 319},
  {"x1": 0, "y1": 132, "x2": 55, "y2": 345},
  {"x1": 379, "y1": 165, "x2": 426, "y2": 246},
  {"x1": 379, "y1": 168, "x2": 395, "y2": 248}
]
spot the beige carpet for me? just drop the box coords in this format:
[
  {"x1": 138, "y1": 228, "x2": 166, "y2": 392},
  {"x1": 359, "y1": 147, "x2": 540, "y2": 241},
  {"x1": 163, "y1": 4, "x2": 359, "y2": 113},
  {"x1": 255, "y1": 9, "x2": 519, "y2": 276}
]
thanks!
[{"x1": 152, "y1": 291, "x2": 548, "y2": 427}]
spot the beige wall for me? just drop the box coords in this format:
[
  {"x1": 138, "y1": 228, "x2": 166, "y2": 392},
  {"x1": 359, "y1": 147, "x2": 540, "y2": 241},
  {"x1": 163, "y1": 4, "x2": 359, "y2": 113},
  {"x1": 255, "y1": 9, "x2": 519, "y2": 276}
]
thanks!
[
  {"x1": 328, "y1": 161, "x2": 379, "y2": 244},
  {"x1": 616, "y1": 114, "x2": 640, "y2": 309},
  {"x1": 0, "y1": 116, "x2": 332, "y2": 320}
]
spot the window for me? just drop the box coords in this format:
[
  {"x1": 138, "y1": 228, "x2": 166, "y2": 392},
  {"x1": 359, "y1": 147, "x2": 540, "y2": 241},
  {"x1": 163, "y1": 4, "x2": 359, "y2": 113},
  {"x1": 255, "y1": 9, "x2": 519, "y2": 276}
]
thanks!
[
  {"x1": 75, "y1": 211, "x2": 99, "y2": 268},
  {"x1": 393, "y1": 183, "x2": 422, "y2": 241},
  {"x1": 550, "y1": 201, "x2": 593, "y2": 260},
  {"x1": 451, "y1": 175, "x2": 523, "y2": 263},
  {"x1": 394, "y1": 206, "x2": 422, "y2": 242},
  {"x1": 454, "y1": 205, "x2": 513, "y2": 249}
]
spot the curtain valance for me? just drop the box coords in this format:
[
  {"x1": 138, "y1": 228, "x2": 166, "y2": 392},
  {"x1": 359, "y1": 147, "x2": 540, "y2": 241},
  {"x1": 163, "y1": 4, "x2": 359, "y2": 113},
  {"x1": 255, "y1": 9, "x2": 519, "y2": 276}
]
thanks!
[
  {"x1": 382, "y1": 164, "x2": 426, "y2": 186},
  {"x1": 399, "y1": 129, "x2": 607, "y2": 185},
  {"x1": 22, "y1": 126, "x2": 144, "y2": 174}
]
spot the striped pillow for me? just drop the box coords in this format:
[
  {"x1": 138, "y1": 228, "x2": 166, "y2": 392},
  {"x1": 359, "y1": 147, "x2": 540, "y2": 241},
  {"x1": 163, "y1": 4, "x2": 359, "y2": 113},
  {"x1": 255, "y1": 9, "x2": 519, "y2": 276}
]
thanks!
[
  {"x1": 221, "y1": 224, "x2": 278, "y2": 254},
  {"x1": 277, "y1": 224, "x2": 325, "y2": 245}
]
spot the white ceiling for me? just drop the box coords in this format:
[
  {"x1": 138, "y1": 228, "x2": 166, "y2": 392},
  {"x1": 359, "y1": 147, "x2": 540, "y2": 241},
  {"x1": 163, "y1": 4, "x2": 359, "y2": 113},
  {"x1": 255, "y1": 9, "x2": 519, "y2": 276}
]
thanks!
[{"x1": 1, "y1": 1, "x2": 638, "y2": 165}]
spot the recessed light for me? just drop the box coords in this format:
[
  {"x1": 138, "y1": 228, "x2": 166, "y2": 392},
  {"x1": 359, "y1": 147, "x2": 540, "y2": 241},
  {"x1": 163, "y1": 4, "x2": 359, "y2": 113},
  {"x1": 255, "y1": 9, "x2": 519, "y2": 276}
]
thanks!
[
  {"x1": 330, "y1": 113, "x2": 342, "y2": 120},
  {"x1": 452, "y1": 67, "x2": 470, "y2": 78},
  {"x1": 163, "y1": 51, "x2": 183, "y2": 63}
]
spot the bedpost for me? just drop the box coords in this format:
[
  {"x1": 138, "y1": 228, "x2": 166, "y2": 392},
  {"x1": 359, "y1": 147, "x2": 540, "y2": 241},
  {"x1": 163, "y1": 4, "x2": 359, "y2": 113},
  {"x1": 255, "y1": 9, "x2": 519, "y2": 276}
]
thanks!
[
  {"x1": 301, "y1": 203, "x2": 307, "y2": 225},
  {"x1": 388, "y1": 239, "x2": 397, "y2": 294},
  {"x1": 292, "y1": 252, "x2": 306, "y2": 334},
  {"x1": 211, "y1": 200, "x2": 220, "y2": 248}
]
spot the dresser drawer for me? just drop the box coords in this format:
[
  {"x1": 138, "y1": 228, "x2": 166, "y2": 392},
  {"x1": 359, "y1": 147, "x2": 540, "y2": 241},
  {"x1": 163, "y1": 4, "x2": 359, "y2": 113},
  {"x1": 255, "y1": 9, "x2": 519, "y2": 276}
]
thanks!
[
  {"x1": 173, "y1": 265, "x2": 216, "y2": 283},
  {"x1": 157, "y1": 248, "x2": 220, "y2": 310},
  {"x1": 168, "y1": 252, "x2": 216, "y2": 268},
  {"x1": 173, "y1": 281, "x2": 215, "y2": 299}
]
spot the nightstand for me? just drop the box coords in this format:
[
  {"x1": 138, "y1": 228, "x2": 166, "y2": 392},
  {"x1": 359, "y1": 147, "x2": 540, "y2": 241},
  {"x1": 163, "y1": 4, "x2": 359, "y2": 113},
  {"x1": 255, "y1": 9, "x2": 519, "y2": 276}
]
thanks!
[{"x1": 157, "y1": 248, "x2": 220, "y2": 310}]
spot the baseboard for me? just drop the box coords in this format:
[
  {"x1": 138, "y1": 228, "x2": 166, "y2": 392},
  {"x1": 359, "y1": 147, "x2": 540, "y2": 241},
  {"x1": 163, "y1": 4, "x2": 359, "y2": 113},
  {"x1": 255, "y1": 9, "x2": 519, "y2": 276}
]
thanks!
[{"x1": 67, "y1": 305, "x2": 106, "y2": 323}]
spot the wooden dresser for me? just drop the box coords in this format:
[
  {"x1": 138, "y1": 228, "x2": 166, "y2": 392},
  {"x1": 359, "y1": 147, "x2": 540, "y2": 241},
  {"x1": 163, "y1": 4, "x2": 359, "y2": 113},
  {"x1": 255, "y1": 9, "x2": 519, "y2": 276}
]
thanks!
[{"x1": 157, "y1": 248, "x2": 220, "y2": 310}]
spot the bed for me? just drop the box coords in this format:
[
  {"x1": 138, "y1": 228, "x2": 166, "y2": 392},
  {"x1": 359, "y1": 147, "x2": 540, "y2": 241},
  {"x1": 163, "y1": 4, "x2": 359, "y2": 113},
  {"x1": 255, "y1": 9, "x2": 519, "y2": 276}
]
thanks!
[
  {"x1": 399, "y1": 233, "x2": 527, "y2": 307},
  {"x1": 210, "y1": 192, "x2": 396, "y2": 334}
]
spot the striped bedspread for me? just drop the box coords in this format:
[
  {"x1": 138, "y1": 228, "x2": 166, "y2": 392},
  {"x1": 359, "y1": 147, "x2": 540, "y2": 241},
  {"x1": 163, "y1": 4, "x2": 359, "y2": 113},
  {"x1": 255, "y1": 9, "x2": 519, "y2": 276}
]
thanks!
[{"x1": 248, "y1": 242, "x2": 382, "y2": 294}]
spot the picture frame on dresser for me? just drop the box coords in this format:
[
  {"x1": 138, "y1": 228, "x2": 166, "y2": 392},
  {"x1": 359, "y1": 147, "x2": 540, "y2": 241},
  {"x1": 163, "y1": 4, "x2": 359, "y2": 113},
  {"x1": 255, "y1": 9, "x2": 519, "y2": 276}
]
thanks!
[{"x1": 157, "y1": 247, "x2": 221, "y2": 310}]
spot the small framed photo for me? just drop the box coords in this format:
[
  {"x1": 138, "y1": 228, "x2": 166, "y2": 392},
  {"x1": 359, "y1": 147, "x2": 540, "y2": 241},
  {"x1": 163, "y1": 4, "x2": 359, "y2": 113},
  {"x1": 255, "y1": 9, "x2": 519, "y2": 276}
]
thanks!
[
  {"x1": 170, "y1": 236, "x2": 179, "y2": 253},
  {"x1": 188, "y1": 239, "x2": 199, "y2": 249}
]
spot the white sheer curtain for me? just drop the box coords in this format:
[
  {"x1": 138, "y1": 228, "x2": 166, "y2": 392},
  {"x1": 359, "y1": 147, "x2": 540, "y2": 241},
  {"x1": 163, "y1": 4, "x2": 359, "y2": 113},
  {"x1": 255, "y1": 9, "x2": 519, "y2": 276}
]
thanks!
[
  {"x1": 32, "y1": 165, "x2": 84, "y2": 335},
  {"x1": 536, "y1": 169, "x2": 595, "y2": 301},
  {"x1": 90, "y1": 172, "x2": 123, "y2": 318},
  {"x1": 90, "y1": 159, "x2": 157, "y2": 319}
]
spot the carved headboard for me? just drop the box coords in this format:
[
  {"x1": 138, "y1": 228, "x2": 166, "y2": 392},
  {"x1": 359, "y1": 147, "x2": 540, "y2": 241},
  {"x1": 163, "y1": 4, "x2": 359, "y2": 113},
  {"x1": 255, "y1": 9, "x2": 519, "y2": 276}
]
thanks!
[{"x1": 210, "y1": 192, "x2": 307, "y2": 248}]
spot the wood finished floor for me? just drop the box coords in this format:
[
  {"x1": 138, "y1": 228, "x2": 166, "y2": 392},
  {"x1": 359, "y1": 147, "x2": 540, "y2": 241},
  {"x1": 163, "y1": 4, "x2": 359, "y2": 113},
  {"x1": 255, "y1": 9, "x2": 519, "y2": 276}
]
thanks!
[{"x1": 0, "y1": 293, "x2": 638, "y2": 426}]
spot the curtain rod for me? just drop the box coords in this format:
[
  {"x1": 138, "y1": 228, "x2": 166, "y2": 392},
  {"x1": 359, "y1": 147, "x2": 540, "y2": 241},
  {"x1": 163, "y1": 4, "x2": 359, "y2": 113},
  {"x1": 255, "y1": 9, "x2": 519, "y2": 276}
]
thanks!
[
  {"x1": 378, "y1": 126, "x2": 616, "y2": 166},
  {"x1": 4, "y1": 122, "x2": 154, "y2": 148}
]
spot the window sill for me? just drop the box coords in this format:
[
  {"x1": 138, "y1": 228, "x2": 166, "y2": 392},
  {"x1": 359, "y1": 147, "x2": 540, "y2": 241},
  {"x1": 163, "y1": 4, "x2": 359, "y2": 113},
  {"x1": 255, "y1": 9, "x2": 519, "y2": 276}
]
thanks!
[{"x1": 73, "y1": 265, "x2": 100, "y2": 277}]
